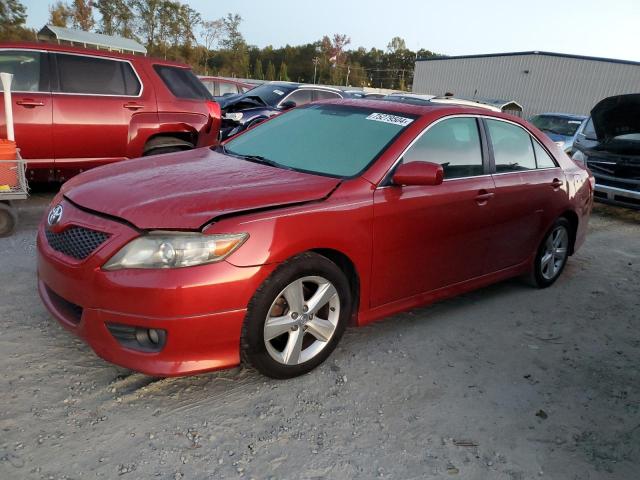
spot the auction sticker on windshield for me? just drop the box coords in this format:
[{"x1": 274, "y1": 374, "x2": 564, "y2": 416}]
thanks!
[{"x1": 366, "y1": 113, "x2": 414, "y2": 127}]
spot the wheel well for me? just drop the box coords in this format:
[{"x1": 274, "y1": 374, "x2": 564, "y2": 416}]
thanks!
[
  {"x1": 143, "y1": 132, "x2": 196, "y2": 154},
  {"x1": 560, "y1": 210, "x2": 579, "y2": 255},
  {"x1": 312, "y1": 248, "x2": 360, "y2": 324}
]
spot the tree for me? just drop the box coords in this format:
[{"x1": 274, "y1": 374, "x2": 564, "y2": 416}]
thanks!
[
  {"x1": 95, "y1": 0, "x2": 136, "y2": 38},
  {"x1": 71, "y1": 0, "x2": 94, "y2": 31},
  {"x1": 0, "y1": 0, "x2": 33, "y2": 40},
  {"x1": 266, "y1": 61, "x2": 276, "y2": 81},
  {"x1": 49, "y1": 1, "x2": 73, "y2": 27},
  {"x1": 278, "y1": 61, "x2": 289, "y2": 82},
  {"x1": 201, "y1": 17, "x2": 225, "y2": 74},
  {"x1": 253, "y1": 58, "x2": 264, "y2": 80},
  {"x1": 220, "y1": 13, "x2": 244, "y2": 50},
  {"x1": 387, "y1": 36, "x2": 407, "y2": 54}
]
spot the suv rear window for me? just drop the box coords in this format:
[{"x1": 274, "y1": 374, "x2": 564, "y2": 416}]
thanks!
[
  {"x1": 153, "y1": 65, "x2": 212, "y2": 100},
  {"x1": 55, "y1": 53, "x2": 140, "y2": 96}
]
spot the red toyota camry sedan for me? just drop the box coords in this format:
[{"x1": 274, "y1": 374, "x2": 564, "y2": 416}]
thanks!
[{"x1": 37, "y1": 100, "x2": 594, "y2": 378}]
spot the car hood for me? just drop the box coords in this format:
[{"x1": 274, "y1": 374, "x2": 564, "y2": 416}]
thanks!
[
  {"x1": 591, "y1": 94, "x2": 640, "y2": 142},
  {"x1": 62, "y1": 148, "x2": 340, "y2": 230}
]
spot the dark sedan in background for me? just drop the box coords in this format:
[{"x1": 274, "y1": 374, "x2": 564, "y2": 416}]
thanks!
[
  {"x1": 218, "y1": 82, "x2": 358, "y2": 140},
  {"x1": 572, "y1": 94, "x2": 640, "y2": 209}
]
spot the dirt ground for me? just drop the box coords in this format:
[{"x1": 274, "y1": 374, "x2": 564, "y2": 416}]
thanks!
[{"x1": 1, "y1": 195, "x2": 639, "y2": 480}]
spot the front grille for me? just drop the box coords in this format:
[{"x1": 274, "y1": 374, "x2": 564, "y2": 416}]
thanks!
[{"x1": 45, "y1": 226, "x2": 110, "y2": 260}]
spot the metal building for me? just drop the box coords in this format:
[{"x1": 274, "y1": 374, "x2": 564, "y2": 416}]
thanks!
[
  {"x1": 412, "y1": 51, "x2": 640, "y2": 117},
  {"x1": 37, "y1": 25, "x2": 147, "y2": 55}
]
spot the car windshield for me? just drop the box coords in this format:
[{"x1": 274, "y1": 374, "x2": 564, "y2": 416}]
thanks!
[
  {"x1": 223, "y1": 104, "x2": 416, "y2": 178},
  {"x1": 239, "y1": 84, "x2": 296, "y2": 106},
  {"x1": 531, "y1": 115, "x2": 584, "y2": 136}
]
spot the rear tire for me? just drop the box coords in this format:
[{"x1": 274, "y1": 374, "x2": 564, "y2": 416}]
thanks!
[
  {"x1": 527, "y1": 217, "x2": 571, "y2": 288},
  {"x1": 241, "y1": 252, "x2": 352, "y2": 379},
  {"x1": 0, "y1": 203, "x2": 17, "y2": 237}
]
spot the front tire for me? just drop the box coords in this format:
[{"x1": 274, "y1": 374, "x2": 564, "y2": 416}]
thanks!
[
  {"x1": 241, "y1": 252, "x2": 352, "y2": 379},
  {"x1": 528, "y1": 218, "x2": 571, "y2": 288},
  {"x1": 0, "y1": 203, "x2": 17, "y2": 237}
]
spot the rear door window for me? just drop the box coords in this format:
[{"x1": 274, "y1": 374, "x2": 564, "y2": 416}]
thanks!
[
  {"x1": 532, "y1": 141, "x2": 558, "y2": 168},
  {"x1": 282, "y1": 89, "x2": 313, "y2": 106},
  {"x1": 219, "y1": 82, "x2": 238, "y2": 96},
  {"x1": 0, "y1": 50, "x2": 48, "y2": 92},
  {"x1": 54, "y1": 53, "x2": 140, "y2": 96},
  {"x1": 313, "y1": 90, "x2": 342, "y2": 101},
  {"x1": 153, "y1": 65, "x2": 212, "y2": 100},
  {"x1": 486, "y1": 119, "x2": 536, "y2": 172},
  {"x1": 403, "y1": 117, "x2": 484, "y2": 179}
]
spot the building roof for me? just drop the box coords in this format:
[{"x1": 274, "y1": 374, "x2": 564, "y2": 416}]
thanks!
[
  {"x1": 37, "y1": 25, "x2": 146, "y2": 55},
  {"x1": 417, "y1": 51, "x2": 640, "y2": 67}
]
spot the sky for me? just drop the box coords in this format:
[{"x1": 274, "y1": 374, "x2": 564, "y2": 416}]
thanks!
[{"x1": 21, "y1": 0, "x2": 640, "y2": 62}]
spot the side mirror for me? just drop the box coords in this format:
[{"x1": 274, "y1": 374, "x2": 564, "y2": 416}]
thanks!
[
  {"x1": 392, "y1": 161, "x2": 444, "y2": 186},
  {"x1": 280, "y1": 101, "x2": 297, "y2": 110}
]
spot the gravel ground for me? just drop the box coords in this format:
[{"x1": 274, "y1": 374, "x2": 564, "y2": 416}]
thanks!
[{"x1": 1, "y1": 195, "x2": 639, "y2": 480}]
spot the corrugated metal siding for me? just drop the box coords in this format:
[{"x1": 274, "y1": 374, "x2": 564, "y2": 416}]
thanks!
[{"x1": 412, "y1": 54, "x2": 640, "y2": 117}]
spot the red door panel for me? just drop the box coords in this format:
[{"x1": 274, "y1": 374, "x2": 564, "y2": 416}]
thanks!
[
  {"x1": 1, "y1": 91, "x2": 53, "y2": 169},
  {"x1": 371, "y1": 176, "x2": 496, "y2": 308}
]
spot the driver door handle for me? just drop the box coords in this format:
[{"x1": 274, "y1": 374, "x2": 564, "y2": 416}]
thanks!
[
  {"x1": 16, "y1": 99, "x2": 44, "y2": 108},
  {"x1": 551, "y1": 178, "x2": 563, "y2": 189},
  {"x1": 475, "y1": 190, "x2": 495, "y2": 205},
  {"x1": 123, "y1": 102, "x2": 144, "y2": 110}
]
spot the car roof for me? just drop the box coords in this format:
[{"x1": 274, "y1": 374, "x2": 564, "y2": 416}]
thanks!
[
  {"x1": 533, "y1": 113, "x2": 588, "y2": 120},
  {"x1": 0, "y1": 41, "x2": 190, "y2": 68},
  {"x1": 318, "y1": 98, "x2": 520, "y2": 120}
]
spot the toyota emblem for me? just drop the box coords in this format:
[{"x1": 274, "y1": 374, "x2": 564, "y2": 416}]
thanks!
[{"x1": 48, "y1": 204, "x2": 64, "y2": 226}]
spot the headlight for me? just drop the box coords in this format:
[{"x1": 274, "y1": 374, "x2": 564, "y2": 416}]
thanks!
[
  {"x1": 572, "y1": 150, "x2": 588, "y2": 168},
  {"x1": 224, "y1": 112, "x2": 244, "y2": 122},
  {"x1": 103, "y1": 232, "x2": 248, "y2": 270}
]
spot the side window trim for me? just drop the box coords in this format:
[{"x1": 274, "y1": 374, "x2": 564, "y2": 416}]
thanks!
[
  {"x1": 278, "y1": 88, "x2": 312, "y2": 108},
  {"x1": 483, "y1": 117, "x2": 553, "y2": 174},
  {"x1": 379, "y1": 114, "x2": 490, "y2": 187},
  {"x1": 51, "y1": 52, "x2": 143, "y2": 98}
]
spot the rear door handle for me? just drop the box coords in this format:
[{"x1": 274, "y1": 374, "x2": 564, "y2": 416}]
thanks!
[
  {"x1": 475, "y1": 190, "x2": 495, "y2": 205},
  {"x1": 16, "y1": 99, "x2": 44, "y2": 108},
  {"x1": 551, "y1": 178, "x2": 563, "y2": 189},
  {"x1": 123, "y1": 102, "x2": 144, "y2": 110}
]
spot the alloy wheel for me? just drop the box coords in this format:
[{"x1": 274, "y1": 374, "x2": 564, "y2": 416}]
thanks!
[
  {"x1": 540, "y1": 225, "x2": 569, "y2": 281},
  {"x1": 263, "y1": 276, "x2": 340, "y2": 365}
]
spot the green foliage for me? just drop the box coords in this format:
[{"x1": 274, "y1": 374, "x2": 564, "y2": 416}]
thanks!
[
  {"x1": 0, "y1": 0, "x2": 34, "y2": 40},
  {"x1": 253, "y1": 58, "x2": 264, "y2": 80},
  {"x1": 278, "y1": 61, "x2": 289, "y2": 82},
  {"x1": 266, "y1": 61, "x2": 276, "y2": 81}
]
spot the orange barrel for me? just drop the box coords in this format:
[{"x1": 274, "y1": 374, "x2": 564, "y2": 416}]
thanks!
[{"x1": 0, "y1": 139, "x2": 18, "y2": 191}]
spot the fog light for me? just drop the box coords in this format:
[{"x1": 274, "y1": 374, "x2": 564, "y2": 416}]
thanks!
[{"x1": 148, "y1": 328, "x2": 160, "y2": 345}]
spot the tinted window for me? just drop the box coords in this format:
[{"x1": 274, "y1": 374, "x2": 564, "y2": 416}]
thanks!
[
  {"x1": 403, "y1": 117, "x2": 483, "y2": 179},
  {"x1": 582, "y1": 118, "x2": 597, "y2": 140},
  {"x1": 533, "y1": 141, "x2": 557, "y2": 168},
  {"x1": 225, "y1": 105, "x2": 415, "y2": 177},
  {"x1": 56, "y1": 54, "x2": 140, "y2": 95},
  {"x1": 219, "y1": 81, "x2": 238, "y2": 96},
  {"x1": 0, "y1": 50, "x2": 46, "y2": 92},
  {"x1": 487, "y1": 120, "x2": 536, "y2": 172},
  {"x1": 313, "y1": 90, "x2": 341, "y2": 101},
  {"x1": 283, "y1": 89, "x2": 313, "y2": 106},
  {"x1": 153, "y1": 65, "x2": 212, "y2": 100},
  {"x1": 530, "y1": 115, "x2": 584, "y2": 136}
]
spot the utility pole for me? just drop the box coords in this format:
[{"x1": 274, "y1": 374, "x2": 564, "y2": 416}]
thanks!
[{"x1": 312, "y1": 57, "x2": 320, "y2": 84}]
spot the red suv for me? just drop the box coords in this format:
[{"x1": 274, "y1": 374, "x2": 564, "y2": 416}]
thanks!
[{"x1": 0, "y1": 42, "x2": 221, "y2": 182}]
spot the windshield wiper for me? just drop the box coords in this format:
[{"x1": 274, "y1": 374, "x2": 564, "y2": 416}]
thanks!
[{"x1": 222, "y1": 147, "x2": 284, "y2": 169}]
